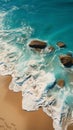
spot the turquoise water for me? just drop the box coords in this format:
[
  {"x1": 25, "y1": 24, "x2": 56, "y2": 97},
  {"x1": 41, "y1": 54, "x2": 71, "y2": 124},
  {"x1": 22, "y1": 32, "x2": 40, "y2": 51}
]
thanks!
[
  {"x1": 0, "y1": 0, "x2": 73, "y2": 130},
  {"x1": 0, "y1": 0, "x2": 73, "y2": 49}
]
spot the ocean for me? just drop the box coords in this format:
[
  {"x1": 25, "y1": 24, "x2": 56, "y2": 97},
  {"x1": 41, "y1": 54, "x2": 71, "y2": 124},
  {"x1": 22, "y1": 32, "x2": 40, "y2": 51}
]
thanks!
[{"x1": 0, "y1": 0, "x2": 73, "y2": 130}]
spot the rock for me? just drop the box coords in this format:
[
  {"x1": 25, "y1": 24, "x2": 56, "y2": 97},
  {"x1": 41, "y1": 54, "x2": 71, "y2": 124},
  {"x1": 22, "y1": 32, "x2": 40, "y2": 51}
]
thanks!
[
  {"x1": 59, "y1": 55, "x2": 73, "y2": 67},
  {"x1": 66, "y1": 52, "x2": 73, "y2": 57},
  {"x1": 57, "y1": 42, "x2": 66, "y2": 48},
  {"x1": 48, "y1": 46, "x2": 55, "y2": 52},
  {"x1": 29, "y1": 40, "x2": 47, "y2": 49},
  {"x1": 57, "y1": 79, "x2": 65, "y2": 87},
  {"x1": 34, "y1": 48, "x2": 41, "y2": 52}
]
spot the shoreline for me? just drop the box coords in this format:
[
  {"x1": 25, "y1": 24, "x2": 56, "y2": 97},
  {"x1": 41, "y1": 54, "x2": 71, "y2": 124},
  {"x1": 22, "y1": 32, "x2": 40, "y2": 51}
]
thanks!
[{"x1": 0, "y1": 75, "x2": 54, "y2": 130}]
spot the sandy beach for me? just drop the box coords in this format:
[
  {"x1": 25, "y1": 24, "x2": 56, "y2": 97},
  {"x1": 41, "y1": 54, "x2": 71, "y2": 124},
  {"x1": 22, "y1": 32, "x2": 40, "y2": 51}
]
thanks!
[{"x1": 0, "y1": 75, "x2": 54, "y2": 130}]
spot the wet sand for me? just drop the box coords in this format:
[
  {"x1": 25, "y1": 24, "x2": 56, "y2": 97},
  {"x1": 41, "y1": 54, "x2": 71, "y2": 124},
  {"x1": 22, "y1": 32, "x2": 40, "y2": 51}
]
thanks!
[{"x1": 0, "y1": 75, "x2": 54, "y2": 130}]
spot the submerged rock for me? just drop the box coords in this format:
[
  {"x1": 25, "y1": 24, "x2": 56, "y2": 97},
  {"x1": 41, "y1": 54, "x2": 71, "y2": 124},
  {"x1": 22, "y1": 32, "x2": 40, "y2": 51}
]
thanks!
[
  {"x1": 48, "y1": 46, "x2": 55, "y2": 52},
  {"x1": 29, "y1": 40, "x2": 47, "y2": 49},
  {"x1": 34, "y1": 48, "x2": 41, "y2": 52},
  {"x1": 59, "y1": 55, "x2": 73, "y2": 67},
  {"x1": 57, "y1": 79, "x2": 65, "y2": 87},
  {"x1": 57, "y1": 42, "x2": 66, "y2": 48}
]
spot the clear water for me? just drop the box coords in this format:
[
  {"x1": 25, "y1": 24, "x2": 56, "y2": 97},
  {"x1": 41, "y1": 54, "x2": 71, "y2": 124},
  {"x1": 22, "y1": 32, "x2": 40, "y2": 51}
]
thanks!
[{"x1": 0, "y1": 0, "x2": 73, "y2": 130}]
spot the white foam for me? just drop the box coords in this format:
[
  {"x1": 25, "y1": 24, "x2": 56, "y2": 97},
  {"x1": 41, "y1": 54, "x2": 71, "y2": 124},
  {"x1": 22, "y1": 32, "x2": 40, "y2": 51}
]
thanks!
[
  {"x1": 22, "y1": 93, "x2": 39, "y2": 111},
  {"x1": 22, "y1": 70, "x2": 55, "y2": 111}
]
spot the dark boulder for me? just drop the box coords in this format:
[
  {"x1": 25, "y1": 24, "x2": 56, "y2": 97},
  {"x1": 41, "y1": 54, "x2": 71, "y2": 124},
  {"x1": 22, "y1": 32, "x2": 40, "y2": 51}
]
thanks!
[
  {"x1": 29, "y1": 40, "x2": 47, "y2": 49},
  {"x1": 57, "y1": 79, "x2": 65, "y2": 88},
  {"x1": 59, "y1": 55, "x2": 73, "y2": 67},
  {"x1": 57, "y1": 42, "x2": 66, "y2": 48}
]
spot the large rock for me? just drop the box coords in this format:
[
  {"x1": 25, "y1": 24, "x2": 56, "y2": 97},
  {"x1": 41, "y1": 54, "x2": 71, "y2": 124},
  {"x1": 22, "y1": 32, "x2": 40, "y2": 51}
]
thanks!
[
  {"x1": 29, "y1": 40, "x2": 47, "y2": 49},
  {"x1": 59, "y1": 55, "x2": 73, "y2": 67},
  {"x1": 57, "y1": 42, "x2": 66, "y2": 48},
  {"x1": 57, "y1": 79, "x2": 65, "y2": 88}
]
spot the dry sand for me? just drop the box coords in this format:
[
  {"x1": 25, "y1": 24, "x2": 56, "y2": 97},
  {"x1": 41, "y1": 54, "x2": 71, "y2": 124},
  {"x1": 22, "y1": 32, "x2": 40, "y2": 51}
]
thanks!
[{"x1": 0, "y1": 75, "x2": 54, "y2": 130}]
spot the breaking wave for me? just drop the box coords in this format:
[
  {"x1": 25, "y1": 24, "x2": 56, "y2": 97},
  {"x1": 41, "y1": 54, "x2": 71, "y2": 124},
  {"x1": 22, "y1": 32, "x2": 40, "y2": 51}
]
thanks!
[{"x1": 0, "y1": 1, "x2": 73, "y2": 130}]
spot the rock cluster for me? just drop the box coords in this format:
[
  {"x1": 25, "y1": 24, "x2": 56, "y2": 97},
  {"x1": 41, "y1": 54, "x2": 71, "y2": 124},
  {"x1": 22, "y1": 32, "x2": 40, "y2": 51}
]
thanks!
[
  {"x1": 28, "y1": 39, "x2": 73, "y2": 68},
  {"x1": 28, "y1": 39, "x2": 56, "y2": 54}
]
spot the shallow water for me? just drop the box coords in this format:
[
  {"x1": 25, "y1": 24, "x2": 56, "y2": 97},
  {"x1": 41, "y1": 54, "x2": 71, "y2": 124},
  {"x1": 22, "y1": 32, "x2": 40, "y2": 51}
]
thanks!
[{"x1": 0, "y1": 0, "x2": 73, "y2": 130}]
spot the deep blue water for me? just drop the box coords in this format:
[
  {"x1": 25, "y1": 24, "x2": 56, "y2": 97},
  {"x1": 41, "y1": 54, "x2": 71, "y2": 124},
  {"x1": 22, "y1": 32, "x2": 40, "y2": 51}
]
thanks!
[{"x1": 0, "y1": 0, "x2": 73, "y2": 130}]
